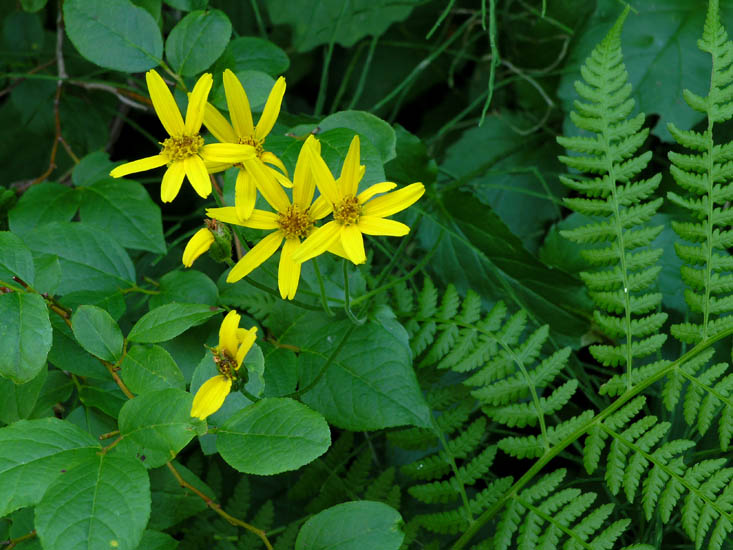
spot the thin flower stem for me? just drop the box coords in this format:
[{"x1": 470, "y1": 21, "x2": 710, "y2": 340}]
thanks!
[
  {"x1": 343, "y1": 260, "x2": 366, "y2": 325},
  {"x1": 166, "y1": 462, "x2": 273, "y2": 550},
  {"x1": 347, "y1": 35, "x2": 379, "y2": 110},
  {"x1": 249, "y1": 0, "x2": 267, "y2": 38},
  {"x1": 312, "y1": 257, "x2": 335, "y2": 317},
  {"x1": 98, "y1": 430, "x2": 120, "y2": 440},
  {"x1": 3, "y1": 530, "x2": 36, "y2": 549},
  {"x1": 100, "y1": 435, "x2": 124, "y2": 454},
  {"x1": 314, "y1": 2, "x2": 347, "y2": 116}
]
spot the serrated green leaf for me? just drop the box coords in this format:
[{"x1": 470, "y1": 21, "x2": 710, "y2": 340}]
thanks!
[
  {"x1": 165, "y1": 9, "x2": 231, "y2": 76},
  {"x1": 63, "y1": 0, "x2": 163, "y2": 72},
  {"x1": 128, "y1": 303, "x2": 220, "y2": 343},
  {"x1": 295, "y1": 501, "x2": 404, "y2": 550},
  {"x1": 35, "y1": 454, "x2": 150, "y2": 550},
  {"x1": 120, "y1": 344, "x2": 185, "y2": 394},
  {"x1": 8, "y1": 183, "x2": 79, "y2": 235},
  {"x1": 0, "y1": 292, "x2": 52, "y2": 384},
  {"x1": 0, "y1": 366, "x2": 47, "y2": 424},
  {"x1": 0, "y1": 231, "x2": 34, "y2": 286},
  {"x1": 217, "y1": 397, "x2": 331, "y2": 475},
  {"x1": 72, "y1": 151, "x2": 116, "y2": 187},
  {"x1": 148, "y1": 270, "x2": 217, "y2": 309},
  {"x1": 213, "y1": 36, "x2": 289, "y2": 77},
  {"x1": 71, "y1": 305, "x2": 124, "y2": 362}
]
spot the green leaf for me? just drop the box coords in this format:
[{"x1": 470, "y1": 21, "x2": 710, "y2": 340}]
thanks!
[
  {"x1": 165, "y1": 9, "x2": 231, "y2": 76},
  {"x1": 213, "y1": 36, "x2": 289, "y2": 77},
  {"x1": 265, "y1": 0, "x2": 418, "y2": 52},
  {"x1": 22, "y1": 222, "x2": 136, "y2": 294},
  {"x1": 73, "y1": 151, "x2": 116, "y2": 187},
  {"x1": 63, "y1": 0, "x2": 163, "y2": 72},
  {"x1": 163, "y1": 0, "x2": 207, "y2": 10},
  {"x1": 9, "y1": 183, "x2": 79, "y2": 235},
  {"x1": 295, "y1": 501, "x2": 405, "y2": 550},
  {"x1": 0, "y1": 366, "x2": 47, "y2": 424},
  {"x1": 60, "y1": 290, "x2": 127, "y2": 320},
  {"x1": 148, "y1": 461, "x2": 210, "y2": 530},
  {"x1": 35, "y1": 454, "x2": 150, "y2": 550},
  {"x1": 48, "y1": 315, "x2": 111, "y2": 380},
  {"x1": 78, "y1": 381, "x2": 127, "y2": 418},
  {"x1": 21, "y1": 0, "x2": 48, "y2": 12},
  {"x1": 0, "y1": 292, "x2": 52, "y2": 384},
  {"x1": 128, "y1": 302, "x2": 220, "y2": 343},
  {"x1": 0, "y1": 418, "x2": 100, "y2": 516},
  {"x1": 3, "y1": 11, "x2": 44, "y2": 53},
  {"x1": 121, "y1": 344, "x2": 185, "y2": 394},
  {"x1": 79, "y1": 179, "x2": 166, "y2": 253},
  {"x1": 317, "y1": 110, "x2": 396, "y2": 163},
  {"x1": 0, "y1": 231, "x2": 34, "y2": 286},
  {"x1": 30, "y1": 369, "x2": 74, "y2": 418},
  {"x1": 148, "y1": 270, "x2": 218, "y2": 309},
  {"x1": 71, "y1": 305, "x2": 124, "y2": 362},
  {"x1": 285, "y1": 308, "x2": 432, "y2": 430},
  {"x1": 217, "y1": 397, "x2": 331, "y2": 475},
  {"x1": 385, "y1": 124, "x2": 438, "y2": 187},
  {"x1": 117, "y1": 389, "x2": 204, "y2": 468},
  {"x1": 136, "y1": 530, "x2": 179, "y2": 550},
  {"x1": 32, "y1": 254, "x2": 61, "y2": 296}
]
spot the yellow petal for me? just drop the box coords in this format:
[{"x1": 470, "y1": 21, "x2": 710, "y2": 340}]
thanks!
[
  {"x1": 223, "y1": 69, "x2": 255, "y2": 138},
  {"x1": 235, "y1": 326, "x2": 258, "y2": 368},
  {"x1": 109, "y1": 155, "x2": 167, "y2": 178},
  {"x1": 240, "y1": 209, "x2": 280, "y2": 230},
  {"x1": 326, "y1": 236, "x2": 349, "y2": 260},
  {"x1": 269, "y1": 165, "x2": 293, "y2": 188},
  {"x1": 291, "y1": 221, "x2": 341, "y2": 263},
  {"x1": 226, "y1": 231, "x2": 283, "y2": 282},
  {"x1": 357, "y1": 181, "x2": 396, "y2": 204},
  {"x1": 361, "y1": 182, "x2": 425, "y2": 218},
  {"x1": 309, "y1": 195, "x2": 332, "y2": 220},
  {"x1": 161, "y1": 161, "x2": 186, "y2": 203},
  {"x1": 185, "y1": 73, "x2": 213, "y2": 134},
  {"x1": 191, "y1": 375, "x2": 232, "y2": 420},
  {"x1": 255, "y1": 76, "x2": 286, "y2": 141},
  {"x1": 203, "y1": 102, "x2": 238, "y2": 143},
  {"x1": 201, "y1": 143, "x2": 256, "y2": 163},
  {"x1": 182, "y1": 228, "x2": 215, "y2": 267},
  {"x1": 261, "y1": 151, "x2": 289, "y2": 178},
  {"x1": 340, "y1": 224, "x2": 366, "y2": 265},
  {"x1": 305, "y1": 139, "x2": 340, "y2": 205},
  {"x1": 340, "y1": 135, "x2": 361, "y2": 196},
  {"x1": 243, "y1": 157, "x2": 291, "y2": 213},
  {"x1": 278, "y1": 238, "x2": 302, "y2": 300},
  {"x1": 184, "y1": 155, "x2": 211, "y2": 198},
  {"x1": 219, "y1": 310, "x2": 241, "y2": 358},
  {"x1": 357, "y1": 216, "x2": 410, "y2": 236},
  {"x1": 204, "y1": 160, "x2": 232, "y2": 174},
  {"x1": 292, "y1": 140, "x2": 315, "y2": 209},
  {"x1": 235, "y1": 169, "x2": 256, "y2": 220},
  {"x1": 146, "y1": 70, "x2": 184, "y2": 136},
  {"x1": 206, "y1": 206, "x2": 242, "y2": 225}
]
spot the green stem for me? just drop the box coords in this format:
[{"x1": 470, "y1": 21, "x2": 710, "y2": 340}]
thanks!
[
  {"x1": 313, "y1": 3, "x2": 346, "y2": 116},
  {"x1": 347, "y1": 35, "x2": 379, "y2": 110},
  {"x1": 312, "y1": 257, "x2": 335, "y2": 317},
  {"x1": 343, "y1": 260, "x2": 366, "y2": 325},
  {"x1": 249, "y1": 0, "x2": 267, "y2": 38}
]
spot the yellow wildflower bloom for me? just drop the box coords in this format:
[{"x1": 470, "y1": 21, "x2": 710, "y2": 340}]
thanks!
[
  {"x1": 203, "y1": 69, "x2": 290, "y2": 220},
  {"x1": 191, "y1": 310, "x2": 257, "y2": 420},
  {"x1": 206, "y1": 137, "x2": 330, "y2": 299},
  {"x1": 292, "y1": 135, "x2": 425, "y2": 265},
  {"x1": 110, "y1": 70, "x2": 256, "y2": 202},
  {"x1": 182, "y1": 227, "x2": 215, "y2": 267}
]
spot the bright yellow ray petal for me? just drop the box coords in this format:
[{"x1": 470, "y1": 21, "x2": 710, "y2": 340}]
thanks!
[
  {"x1": 184, "y1": 155, "x2": 212, "y2": 198},
  {"x1": 291, "y1": 221, "x2": 341, "y2": 263},
  {"x1": 182, "y1": 228, "x2": 215, "y2": 267},
  {"x1": 357, "y1": 216, "x2": 410, "y2": 236},
  {"x1": 340, "y1": 224, "x2": 366, "y2": 265},
  {"x1": 261, "y1": 151, "x2": 289, "y2": 178},
  {"x1": 223, "y1": 69, "x2": 255, "y2": 138},
  {"x1": 361, "y1": 182, "x2": 425, "y2": 218},
  {"x1": 218, "y1": 310, "x2": 241, "y2": 358},
  {"x1": 305, "y1": 139, "x2": 340, "y2": 205},
  {"x1": 255, "y1": 76, "x2": 286, "y2": 140},
  {"x1": 234, "y1": 169, "x2": 256, "y2": 220},
  {"x1": 191, "y1": 375, "x2": 232, "y2": 420},
  {"x1": 203, "y1": 102, "x2": 238, "y2": 143},
  {"x1": 269, "y1": 165, "x2": 293, "y2": 188},
  {"x1": 357, "y1": 181, "x2": 396, "y2": 204},
  {"x1": 204, "y1": 160, "x2": 232, "y2": 174},
  {"x1": 109, "y1": 155, "x2": 167, "y2": 178},
  {"x1": 161, "y1": 161, "x2": 186, "y2": 203},
  {"x1": 340, "y1": 135, "x2": 361, "y2": 196},
  {"x1": 184, "y1": 73, "x2": 212, "y2": 134},
  {"x1": 200, "y1": 143, "x2": 256, "y2": 163},
  {"x1": 292, "y1": 140, "x2": 316, "y2": 209},
  {"x1": 226, "y1": 231, "x2": 284, "y2": 283},
  {"x1": 326, "y1": 237, "x2": 349, "y2": 260},
  {"x1": 206, "y1": 206, "x2": 241, "y2": 225},
  {"x1": 243, "y1": 157, "x2": 291, "y2": 213},
  {"x1": 309, "y1": 195, "x2": 332, "y2": 220},
  {"x1": 146, "y1": 70, "x2": 184, "y2": 136},
  {"x1": 235, "y1": 326, "x2": 258, "y2": 368},
  {"x1": 278, "y1": 238, "x2": 302, "y2": 300},
  {"x1": 240, "y1": 209, "x2": 280, "y2": 230}
]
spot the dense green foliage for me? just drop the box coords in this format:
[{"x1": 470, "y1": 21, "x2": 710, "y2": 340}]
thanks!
[{"x1": 6, "y1": 0, "x2": 733, "y2": 549}]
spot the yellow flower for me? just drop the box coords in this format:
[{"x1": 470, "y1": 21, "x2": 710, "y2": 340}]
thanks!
[
  {"x1": 292, "y1": 135, "x2": 425, "y2": 265},
  {"x1": 206, "y1": 137, "x2": 329, "y2": 299},
  {"x1": 110, "y1": 70, "x2": 256, "y2": 202},
  {"x1": 182, "y1": 227, "x2": 215, "y2": 267},
  {"x1": 190, "y1": 310, "x2": 257, "y2": 420},
  {"x1": 203, "y1": 69, "x2": 290, "y2": 220}
]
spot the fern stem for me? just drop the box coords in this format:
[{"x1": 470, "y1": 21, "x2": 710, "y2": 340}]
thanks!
[
  {"x1": 703, "y1": 122, "x2": 715, "y2": 340},
  {"x1": 433, "y1": 423, "x2": 474, "y2": 525},
  {"x1": 515, "y1": 497, "x2": 597, "y2": 550},
  {"x1": 451, "y1": 324, "x2": 733, "y2": 550}
]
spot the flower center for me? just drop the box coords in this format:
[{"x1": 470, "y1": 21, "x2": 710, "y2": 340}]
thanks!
[
  {"x1": 239, "y1": 135, "x2": 265, "y2": 157},
  {"x1": 277, "y1": 204, "x2": 313, "y2": 240},
  {"x1": 162, "y1": 134, "x2": 204, "y2": 162},
  {"x1": 333, "y1": 195, "x2": 361, "y2": 226},
  {"x1": 213, "y1": 350, "x2": 238, "y2": 380}
]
